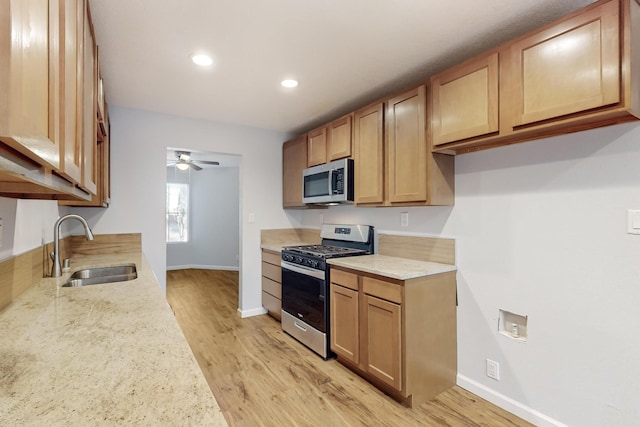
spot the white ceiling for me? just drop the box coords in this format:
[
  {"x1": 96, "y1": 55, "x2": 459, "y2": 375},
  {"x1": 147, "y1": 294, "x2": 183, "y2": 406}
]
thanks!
[{"x1": 89, "y1": 0, "x2": 596, "y2": 135}]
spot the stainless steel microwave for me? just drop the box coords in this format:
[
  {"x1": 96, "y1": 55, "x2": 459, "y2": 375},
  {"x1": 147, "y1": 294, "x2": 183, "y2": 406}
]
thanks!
[{"x1": 302, "y1": 158, "x2": 354, "y2": 204}]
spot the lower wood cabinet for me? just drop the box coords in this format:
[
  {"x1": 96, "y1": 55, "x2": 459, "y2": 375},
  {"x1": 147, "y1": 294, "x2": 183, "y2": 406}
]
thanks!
[
  {"x1": 261, "y1": 249, "x2": 282, "y2": 321},
  {"x1": 330, "y1": 266, "x2": 457, "y2": 407},
  {"x1": 329, "y1": 273, "x2": 359, "y2": 364},
  {"x1": 364, "y1": 293, "x2": 402, "y2": 390}
]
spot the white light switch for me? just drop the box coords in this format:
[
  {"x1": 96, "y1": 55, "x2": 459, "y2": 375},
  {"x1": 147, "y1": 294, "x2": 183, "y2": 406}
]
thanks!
[
  {"x1": 248, "y1": 213, "x2": 255, "y2": 223},
  {"x1": 627, "y1": 210, "x2": 640, "y2": 235}
]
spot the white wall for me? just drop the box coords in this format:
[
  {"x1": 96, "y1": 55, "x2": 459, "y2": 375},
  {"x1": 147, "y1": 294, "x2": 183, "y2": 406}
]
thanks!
[
  {"x1": 166, "y1": 165, "x2": 240, "y2": 270},
  {"x1": 0, "y1": 198, "x2": 72, "y2": 262},
  {"x1": 72, "y1": 106, "x2": 296, "y2": 316},
  {"x1": 299, "y1": 122, "x2": 640, "y2": 427}
]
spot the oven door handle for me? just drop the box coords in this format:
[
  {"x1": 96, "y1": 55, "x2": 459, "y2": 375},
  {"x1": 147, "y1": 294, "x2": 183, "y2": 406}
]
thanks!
[
  {"x1": 281, "y1": 261, "x2": 325, "y2": 280},
  {"x1": 294, "y1": 321, "x2": 308, "y2": 332}
]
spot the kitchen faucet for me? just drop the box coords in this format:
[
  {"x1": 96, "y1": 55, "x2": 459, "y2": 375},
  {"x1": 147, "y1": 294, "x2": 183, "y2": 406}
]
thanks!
[{"x1": 51, "y1": 214, "x2": 94, "y2": 278}]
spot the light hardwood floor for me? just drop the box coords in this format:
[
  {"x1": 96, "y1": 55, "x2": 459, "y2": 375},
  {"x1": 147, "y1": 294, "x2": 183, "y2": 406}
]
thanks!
[{"x1": 166, "y1": 269, "x2": 532, "y2": 427}]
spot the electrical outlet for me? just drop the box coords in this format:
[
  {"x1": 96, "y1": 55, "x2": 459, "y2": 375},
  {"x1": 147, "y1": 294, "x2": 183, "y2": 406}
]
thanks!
[
  {"x1": 486, "y1": 359, "x2": 500, "y2": 381},
  {"x1": 400, "y1": 212, "x2": 409, "y2": 227},
  {"x1": 248, "y1": 213, "x2": 255, "y2": 223},
  {"x1": 628, "y1": 209, "x2": 640, "y2": 235}
]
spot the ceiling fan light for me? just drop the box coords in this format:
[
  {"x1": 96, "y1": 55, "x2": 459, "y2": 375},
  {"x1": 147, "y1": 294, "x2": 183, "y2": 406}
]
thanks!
[{"x1": 176, "y1": 161, "x2": 190, "y2": 171}]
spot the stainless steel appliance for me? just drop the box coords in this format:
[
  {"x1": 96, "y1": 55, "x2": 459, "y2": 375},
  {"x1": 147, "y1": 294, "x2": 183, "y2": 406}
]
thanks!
[
  {"x1": 302, "y1": 158, "x2": 354, "y2": 204},
  {"x1": 281, "y1": 224, "x2": 374, "y2": 359}
]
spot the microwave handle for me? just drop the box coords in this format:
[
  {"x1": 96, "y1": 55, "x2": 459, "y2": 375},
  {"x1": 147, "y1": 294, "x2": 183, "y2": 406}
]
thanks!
[{"x1": 327, "y1": 168, "x2": 334, "y2": 195}]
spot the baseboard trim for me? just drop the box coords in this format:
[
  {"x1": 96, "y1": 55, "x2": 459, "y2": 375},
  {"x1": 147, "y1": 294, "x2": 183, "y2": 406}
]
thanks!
[
  {"x1": 166, "y1": 264, "x2": 239, "y2": 271},
  {"x1": 457, "y1": 374, "x2": 568, "y2": 427},
  {"x1": 238, "y1": 307, "x2": 268, "y2": 318}
]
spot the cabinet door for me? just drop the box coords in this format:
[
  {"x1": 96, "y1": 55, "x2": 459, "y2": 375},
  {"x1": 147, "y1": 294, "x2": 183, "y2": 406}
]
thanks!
[
  {"x1": 364, "y1": 294, "x2": 402, "y2": 391},
  {"x1": 307, "y1": 126, "x2": 327, "y2": 167},
  {"x1": 80, "y1": 0, "x2": 97, "y2": 195},
  {"x1": 509, "y1": 0, "x2": 620, "y2": 127},
  {"x1": 327, "y1": 115, "x2": 352, "y2": 161},
  {"x1": 282, "y1": 134, "x2": 308, "y2": 208},
  {"x1": 0, "y1": 0, "x2": 61, "y2": 170},
  {"x1": 59, "y1": 0, "x2": 82, "y2": 184},
  {"x1": 385, "y1": 86, "x2": 427, "y2": 204},
  {"x1": 431, "y1": 53, "x2": 499, "y2": 146},
  {"x1": 354, "y1": 102, "x2": 384, "y2": 205},
  {"x1": 330, "y1": 283, "x2": 359, "y2": 364}
]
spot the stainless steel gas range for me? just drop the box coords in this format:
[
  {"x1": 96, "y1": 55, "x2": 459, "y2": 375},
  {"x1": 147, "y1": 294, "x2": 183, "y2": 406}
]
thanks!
[{"x1": 280, "y1": 224, "x2": 374, "y2": 359}]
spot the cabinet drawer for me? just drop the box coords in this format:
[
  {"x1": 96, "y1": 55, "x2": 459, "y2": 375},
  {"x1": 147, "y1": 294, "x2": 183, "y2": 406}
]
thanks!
[
  {"x1": 262, "y1": 276, "x2": 281, "y2": 299},
  {"x1": 262, "y1": 250, "x2": 281, "y2": 265},
  {"x1": 331, "y1": 268, "x2": 358, "y2": 290},
  {"x1": 262, "y1": 261, "x2": 281, "y2": 283},
  {"x1": 262, "y1": 291, "x2": 281, "y2": 321},
  {"x1": 362, "y1": 277, "x2": 402, "y2": 304}
]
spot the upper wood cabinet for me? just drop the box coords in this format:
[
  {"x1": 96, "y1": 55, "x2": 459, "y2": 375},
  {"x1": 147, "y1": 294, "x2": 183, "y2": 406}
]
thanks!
[
  {"x1": 509, "y1": 0, "x2": 620, "y2": 127},
  {"x1": 385, "y1": 86, "x2": 454, "y2": 206},
  {"x1": 432, "y1": 0, "x2": 640, "y2": 154},
  {"x1": 327, "y1": 114, "x2": 353, "y2": 161},
  {"x1": 431, "y1": 53, "x2": 499, "y2": 146},
  {"x1": 0, "y1": 0, "x2": 106, "y2": 201},
  {"x1": 282, "y1": 134, "x2": 308, "y2": 208},
  {"x1": 353, "y1": 102, "x2": 384, "y2": 205},
  {"x1": 58, "y1": 0, "x2": 83, "y2": 185},
  {"x1": 385, "y1": 86, "x2": 428, "y2": 204},
  {"x1": 307, "y1": 126, "x2": 327, "y2": 167},
  {"x1": 0, "y1": 0, "x2": 61, "y2": 170},
  {"x1": 80, "y1": 0, "x2": 97, "y2": 195}
]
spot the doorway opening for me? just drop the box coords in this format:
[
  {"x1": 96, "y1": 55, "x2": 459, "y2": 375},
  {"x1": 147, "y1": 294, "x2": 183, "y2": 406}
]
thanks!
[{"x1": 165, "y1": 147, "x2": 242, "y2": 308}]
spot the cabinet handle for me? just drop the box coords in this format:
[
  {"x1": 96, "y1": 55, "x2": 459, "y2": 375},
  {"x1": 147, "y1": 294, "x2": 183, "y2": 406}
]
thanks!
[{"x1": 294, "y1": 321, "x2": 307, "y2": 332}]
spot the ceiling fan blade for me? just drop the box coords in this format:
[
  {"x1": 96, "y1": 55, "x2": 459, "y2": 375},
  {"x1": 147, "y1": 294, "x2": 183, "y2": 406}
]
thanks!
[
  {"x1": 196, "y1": 160, "x2": 220, "y2": 166},
  {"x1": 189, "y1": 162, "x2": 203, "y2": 171}
]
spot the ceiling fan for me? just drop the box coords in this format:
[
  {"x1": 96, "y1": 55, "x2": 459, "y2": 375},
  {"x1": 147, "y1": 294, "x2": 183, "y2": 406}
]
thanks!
[{"x1": 167, "y1": 151, "x2": 220, "y2": 171}]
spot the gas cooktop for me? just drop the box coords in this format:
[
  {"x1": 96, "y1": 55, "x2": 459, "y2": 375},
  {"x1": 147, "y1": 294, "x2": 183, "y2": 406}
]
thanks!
[{"x1": 283, "y1": 244, "x2": 367, "y2": 259}]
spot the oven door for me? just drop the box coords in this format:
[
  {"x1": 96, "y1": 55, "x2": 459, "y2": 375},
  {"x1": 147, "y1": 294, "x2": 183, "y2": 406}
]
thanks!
[{"x1": 281, "y1": 261, "x2": 326, "y2": 332}]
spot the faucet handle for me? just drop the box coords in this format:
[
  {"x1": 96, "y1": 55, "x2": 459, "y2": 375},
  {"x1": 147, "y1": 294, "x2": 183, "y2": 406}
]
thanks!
[
  {"x1": 62, "y1": 258, "x2": 70, "y2": 272},
  {"x1": 50, "y1": 251, "x2": 55, "y2": 262}
]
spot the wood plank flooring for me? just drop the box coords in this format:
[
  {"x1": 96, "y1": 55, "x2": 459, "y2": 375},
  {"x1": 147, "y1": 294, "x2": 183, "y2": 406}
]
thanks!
[{"x1": 166, "y1": 269, "x2": 532, "y2": 427}]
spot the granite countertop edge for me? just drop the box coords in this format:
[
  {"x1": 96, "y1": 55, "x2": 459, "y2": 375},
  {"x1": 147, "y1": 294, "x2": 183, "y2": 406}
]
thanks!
[{"x1": 327, "y1": 254, "x2": 457, "y2": 280}]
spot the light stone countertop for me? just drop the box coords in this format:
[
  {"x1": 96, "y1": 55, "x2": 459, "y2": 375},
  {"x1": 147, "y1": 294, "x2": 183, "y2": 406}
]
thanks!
[
  {"x1": 327, "y1": 254, "x2": 457, "y2": 280},
  {"x1": 0, "y1": 252, "x2": 227, "y2": 426}
]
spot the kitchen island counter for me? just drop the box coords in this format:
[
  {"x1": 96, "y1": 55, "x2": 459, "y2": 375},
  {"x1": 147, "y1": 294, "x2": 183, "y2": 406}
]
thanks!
[
  {"x1": 0, "y1": 248, "x2": 227, "y2": 426},
  {"x1": 328, "y1": 254, "x2": 456, "y2": 280}
]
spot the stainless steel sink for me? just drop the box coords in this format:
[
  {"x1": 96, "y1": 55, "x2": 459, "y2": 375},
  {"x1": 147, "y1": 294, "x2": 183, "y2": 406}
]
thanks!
[{"x1": 61, "y1": 264, "x2": 138, "y2": 287}]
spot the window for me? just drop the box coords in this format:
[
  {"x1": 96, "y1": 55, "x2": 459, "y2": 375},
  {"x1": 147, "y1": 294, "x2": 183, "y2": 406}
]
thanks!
[{"x1": 166, "y1": 183, "x2": 189, "y2": 243}]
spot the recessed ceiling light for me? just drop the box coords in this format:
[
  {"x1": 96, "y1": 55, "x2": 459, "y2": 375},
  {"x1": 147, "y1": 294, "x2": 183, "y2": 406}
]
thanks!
[
  {"x1": 191, "y1": 54, "x2": 213, "y2": 67},
  {"x1": 281, "y1": 79, "x2": 298, "y2": 88}
]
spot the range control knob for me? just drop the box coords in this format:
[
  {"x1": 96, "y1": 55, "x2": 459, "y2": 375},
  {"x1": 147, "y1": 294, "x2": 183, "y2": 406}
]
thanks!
[
  {"x1": 295, "y1": 256, "x2": 303, "y2": 264},
  {"x1": 283, "y1": 254, "x2": 293, "y2": 262},
  {"x1": 308, "y1": 260, "x2": 318, "y2": 268}
]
